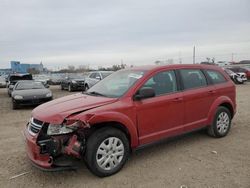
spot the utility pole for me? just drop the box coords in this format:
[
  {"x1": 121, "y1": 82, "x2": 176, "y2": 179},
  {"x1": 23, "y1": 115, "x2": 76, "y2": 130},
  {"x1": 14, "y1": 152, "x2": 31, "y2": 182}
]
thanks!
[
  {"x1": 231, "y1": 53, "x2": 234, "y2": 62},
  {"x1": 193, "y1": 46, "x2": 196, "y2": 64},
  {"x1": 178, "y1": 51, "x2": 182, "y2": 64}
]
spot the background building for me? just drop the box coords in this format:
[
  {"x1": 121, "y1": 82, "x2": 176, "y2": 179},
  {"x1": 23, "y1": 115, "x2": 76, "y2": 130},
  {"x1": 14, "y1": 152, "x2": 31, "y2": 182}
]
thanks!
[{"x1": 10, "y1": 61, "x2": 44, "y2": 73}]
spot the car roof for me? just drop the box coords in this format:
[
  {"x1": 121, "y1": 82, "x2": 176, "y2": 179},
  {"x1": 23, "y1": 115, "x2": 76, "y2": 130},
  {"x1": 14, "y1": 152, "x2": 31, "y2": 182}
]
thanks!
[
  {"x1": 9, "y1": 73, "x2": 32, "y2": 76},
  {"x1": 127, "y1": 64, "x2": 223, "y2": 72},
  {"x1": 16, "y1": 80, "x2": 41, "y2": 83}
]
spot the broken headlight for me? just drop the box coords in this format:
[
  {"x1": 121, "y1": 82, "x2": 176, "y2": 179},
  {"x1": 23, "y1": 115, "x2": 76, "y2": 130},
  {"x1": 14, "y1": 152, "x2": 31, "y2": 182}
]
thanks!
[
  {"x1": 47, "y1": 124, "x2": 74, "y2": 136},
  {"x1": 47, "y1": 120, "x2": 81, "y2": 136}
]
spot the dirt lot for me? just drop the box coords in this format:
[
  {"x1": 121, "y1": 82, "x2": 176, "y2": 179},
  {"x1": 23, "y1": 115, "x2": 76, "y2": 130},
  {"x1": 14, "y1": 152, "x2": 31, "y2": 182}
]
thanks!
[{"x1": 0, "y1": 85, "x2": 249, "y2": 188}]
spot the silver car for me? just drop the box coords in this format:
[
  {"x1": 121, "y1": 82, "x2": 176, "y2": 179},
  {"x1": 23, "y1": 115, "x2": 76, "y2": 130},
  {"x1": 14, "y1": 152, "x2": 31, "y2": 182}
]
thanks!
[{"x1": 84, "y1": 71, "x2": 113, "y2": 90}]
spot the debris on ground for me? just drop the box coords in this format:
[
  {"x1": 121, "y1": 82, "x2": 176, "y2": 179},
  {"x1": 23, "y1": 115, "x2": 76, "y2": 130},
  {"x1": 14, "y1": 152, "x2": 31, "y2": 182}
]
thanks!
[{"x1": 9, "y1": 171, "x2": 30, "y2": 180}]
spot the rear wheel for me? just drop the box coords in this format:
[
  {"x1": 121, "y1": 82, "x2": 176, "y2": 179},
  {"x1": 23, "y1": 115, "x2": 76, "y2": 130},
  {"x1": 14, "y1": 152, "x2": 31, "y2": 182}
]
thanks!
[
  {"x1": 84, "y1": 127, "x2": 130, "y2": 177},
  {"x1": 207, "y1": 106, "x2": 232, "y2": 138}
]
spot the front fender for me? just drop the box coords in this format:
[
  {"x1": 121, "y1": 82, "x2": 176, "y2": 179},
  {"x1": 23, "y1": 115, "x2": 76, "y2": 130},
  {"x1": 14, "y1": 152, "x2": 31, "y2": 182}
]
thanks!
[
  {"x1": 207, "y1": 96, "x2": 235, "y2": 125},
  {"x1": 76, "y1": 111, "x2": 139, "y2": 148}
]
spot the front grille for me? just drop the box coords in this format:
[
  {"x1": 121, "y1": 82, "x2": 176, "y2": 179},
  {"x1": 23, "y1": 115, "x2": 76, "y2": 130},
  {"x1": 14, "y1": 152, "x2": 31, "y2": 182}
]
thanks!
[
  {"x1": 76, "y1": 81, "x2": 85, "y2": 84},
  {"x1": 28, "y1": 118, "x2": 44, "y2": 135},
  {"x1": 33, "y1": 118, "x2": 43, "y2": 125}
]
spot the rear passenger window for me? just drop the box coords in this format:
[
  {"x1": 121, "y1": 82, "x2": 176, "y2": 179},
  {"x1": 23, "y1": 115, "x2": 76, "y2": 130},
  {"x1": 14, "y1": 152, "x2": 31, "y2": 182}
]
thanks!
[
  {"x1": 206, "y1": 70, "x2": 226, "y2": 84},
  {"x1": 179, "y1": 69, "x2": 207, "y2": 90},
  {"x1": 142, "y1": 70, "x2": 177, "y2": 96}
]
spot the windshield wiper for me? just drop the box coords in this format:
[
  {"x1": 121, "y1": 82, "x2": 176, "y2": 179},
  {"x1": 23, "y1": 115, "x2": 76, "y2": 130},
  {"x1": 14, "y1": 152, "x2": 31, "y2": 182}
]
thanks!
[{"x1": 84, "y1": 91, "x2": 106, "y2": 97}]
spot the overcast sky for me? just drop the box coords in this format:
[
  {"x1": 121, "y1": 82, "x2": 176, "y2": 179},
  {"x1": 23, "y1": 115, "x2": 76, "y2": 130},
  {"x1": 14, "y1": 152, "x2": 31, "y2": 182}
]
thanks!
[{"x1": 0, "y1": 0, "x2": 249, "y2": 69}]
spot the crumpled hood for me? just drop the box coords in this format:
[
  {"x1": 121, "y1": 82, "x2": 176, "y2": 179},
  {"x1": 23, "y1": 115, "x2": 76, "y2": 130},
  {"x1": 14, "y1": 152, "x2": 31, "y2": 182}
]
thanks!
[{"x1": 32, "y1": 93, "x2": 117, "y2": 124}]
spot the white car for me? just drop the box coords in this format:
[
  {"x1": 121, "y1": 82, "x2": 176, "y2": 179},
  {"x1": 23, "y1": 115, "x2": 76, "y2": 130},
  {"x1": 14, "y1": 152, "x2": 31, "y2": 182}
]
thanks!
[
  {"x1": 236, "y1": 72, "x2": 247, "y2": 82},
  {"x1": 224, "y1": 68, "x2": 246, "y2": 84}
]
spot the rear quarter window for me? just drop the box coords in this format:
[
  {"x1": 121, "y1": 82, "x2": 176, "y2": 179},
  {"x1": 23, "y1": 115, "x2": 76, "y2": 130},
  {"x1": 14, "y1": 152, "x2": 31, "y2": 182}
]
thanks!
[
  {"x1": 206, "y1": 70, "x2": 227, "y2": 84},
  {"x1": 179, "y1": 69, "x2": 207, "y2": 90}
]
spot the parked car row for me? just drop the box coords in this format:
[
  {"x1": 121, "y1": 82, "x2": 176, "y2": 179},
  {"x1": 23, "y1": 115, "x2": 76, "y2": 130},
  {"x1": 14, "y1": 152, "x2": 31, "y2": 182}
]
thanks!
[
  {"x1": 60, "y1": 71, "x2": 114, "y2": 92},
  {"x1": 4, "y1": 71, "x2": 114, "y2": 109},
  {"x1": 227, "y1": 66, "x2": 250, "y2": 80},
  {"x1": 200, "y1": 62, "x2": 250, "y2": 83}
]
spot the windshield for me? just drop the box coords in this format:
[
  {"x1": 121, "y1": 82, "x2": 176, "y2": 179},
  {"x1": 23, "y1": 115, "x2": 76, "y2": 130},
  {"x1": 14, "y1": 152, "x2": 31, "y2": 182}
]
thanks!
[
  {"x1": 86, "y1": 70, "x2": 145, "y2": 98},
  {"x1": 16, "y1": 82, "x2": 45, "y2": 90},
  {"x1": 101, "y1": 72, "x2": 113, "y2": 78}
]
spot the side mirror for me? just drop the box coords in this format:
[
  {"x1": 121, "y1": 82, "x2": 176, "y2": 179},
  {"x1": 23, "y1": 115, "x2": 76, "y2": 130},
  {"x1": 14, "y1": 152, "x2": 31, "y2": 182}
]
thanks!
[
  {"x1": 45, "y1": 84, "x2": 50, "y2": 88},
  {"x1": 134, "y1": 87, "x2": 155, "y2": 100}
]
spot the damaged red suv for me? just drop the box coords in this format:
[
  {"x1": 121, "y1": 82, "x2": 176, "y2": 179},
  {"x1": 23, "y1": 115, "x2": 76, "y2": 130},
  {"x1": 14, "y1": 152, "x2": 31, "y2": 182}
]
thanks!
[{"x1": 24, "y1": 64, "x2": 236, "y2": 177}]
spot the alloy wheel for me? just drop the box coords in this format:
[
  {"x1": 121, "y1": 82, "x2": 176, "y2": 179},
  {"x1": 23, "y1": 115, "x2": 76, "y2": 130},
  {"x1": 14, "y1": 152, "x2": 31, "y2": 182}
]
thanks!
[{"x1": 216, "y1": 112, "x2": 230, "y2": 134}]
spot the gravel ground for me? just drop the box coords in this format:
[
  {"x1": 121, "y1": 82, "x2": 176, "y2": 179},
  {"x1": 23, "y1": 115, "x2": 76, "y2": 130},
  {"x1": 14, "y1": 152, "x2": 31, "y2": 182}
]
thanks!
[{"x1": 0, "y1": 84, "x2": 249, "y2": 188}]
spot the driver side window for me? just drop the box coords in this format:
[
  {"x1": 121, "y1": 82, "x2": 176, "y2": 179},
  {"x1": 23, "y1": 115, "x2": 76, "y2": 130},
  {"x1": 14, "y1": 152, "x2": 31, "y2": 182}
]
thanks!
[{"x1": 142, "y1": 70, "x2": 177, "y2": 96}]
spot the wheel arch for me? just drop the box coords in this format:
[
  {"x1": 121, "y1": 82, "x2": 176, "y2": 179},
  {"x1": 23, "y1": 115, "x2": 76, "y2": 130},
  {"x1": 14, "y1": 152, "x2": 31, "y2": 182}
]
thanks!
[
  {"x1": 219, "y1": 102, "x2": 234, "y2": 118},
  {"x1": 207, "y1": 96, "x2": 235, "y2": 125},
  {"x1": 89, "y1": 121, "x2": 131, "y2": 144},
  {"x1": 77, "y1": 112, "x2": 139, "y2": 148}
]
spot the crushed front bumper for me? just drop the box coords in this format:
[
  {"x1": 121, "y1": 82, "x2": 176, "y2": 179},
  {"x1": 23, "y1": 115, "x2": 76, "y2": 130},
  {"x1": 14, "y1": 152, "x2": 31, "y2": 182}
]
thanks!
[
  {"x1": 23, "y1": 126, "x2": 81, "y2": 171},
  {"x1": 24, "y1": 127, "x2": 52, "y2": 169}
]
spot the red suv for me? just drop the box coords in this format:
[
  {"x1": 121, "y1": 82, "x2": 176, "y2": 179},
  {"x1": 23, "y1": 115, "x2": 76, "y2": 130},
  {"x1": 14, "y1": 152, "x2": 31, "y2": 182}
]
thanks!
[{"x1": 24, "y1": 64, "x2": 236, "y2": 177}]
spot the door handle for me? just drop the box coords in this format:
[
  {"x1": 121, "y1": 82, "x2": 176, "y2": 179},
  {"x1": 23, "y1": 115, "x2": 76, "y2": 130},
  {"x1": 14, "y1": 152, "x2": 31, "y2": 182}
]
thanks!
[
  {"x1": 172, "y1": 97, "x2": 183, "y2": 102},
  {"x1": 208, "y1": 90, "x2": 216, "y2": 94}
]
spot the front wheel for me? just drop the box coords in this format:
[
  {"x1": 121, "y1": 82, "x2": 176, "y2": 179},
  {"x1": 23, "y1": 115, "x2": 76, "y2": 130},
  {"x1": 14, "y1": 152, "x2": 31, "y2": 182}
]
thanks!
[
  {"x1": 207, "y1": 106, "x2": 232, "y2": 138},
  {"x1": 85, "y1": 84, "x2": 89, "y2": 91},
  {"x1": 234, "y1": 77, "x2": 243, "y2": 84},
  {"x1": 12, "y1": 102, "x2": 19, "y2": 110},
  {"x1": 68, "y1": 84, "x2": 72, "y2": 92},
  {"x1": 84, "y1": 127, "x2": 130, "y2": 177}
]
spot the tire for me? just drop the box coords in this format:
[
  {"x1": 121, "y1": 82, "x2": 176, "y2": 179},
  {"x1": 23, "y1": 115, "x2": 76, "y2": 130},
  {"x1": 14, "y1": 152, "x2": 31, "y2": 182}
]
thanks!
[
  {"x1": 85, "y1": 84, "x2": 89, "y2": 91},
  {"x1": 84, "y1": 127, "x2": 130, "y2": 177},
  {"x1": 207, "y1": 106, "x2": 232, "y2": 138},
  {"x1": 12, "y1": 102, "x2": 19, "y2": 110},
  {"x1": 68, "y1": 84, "x2": 72, "y2": 92}
]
